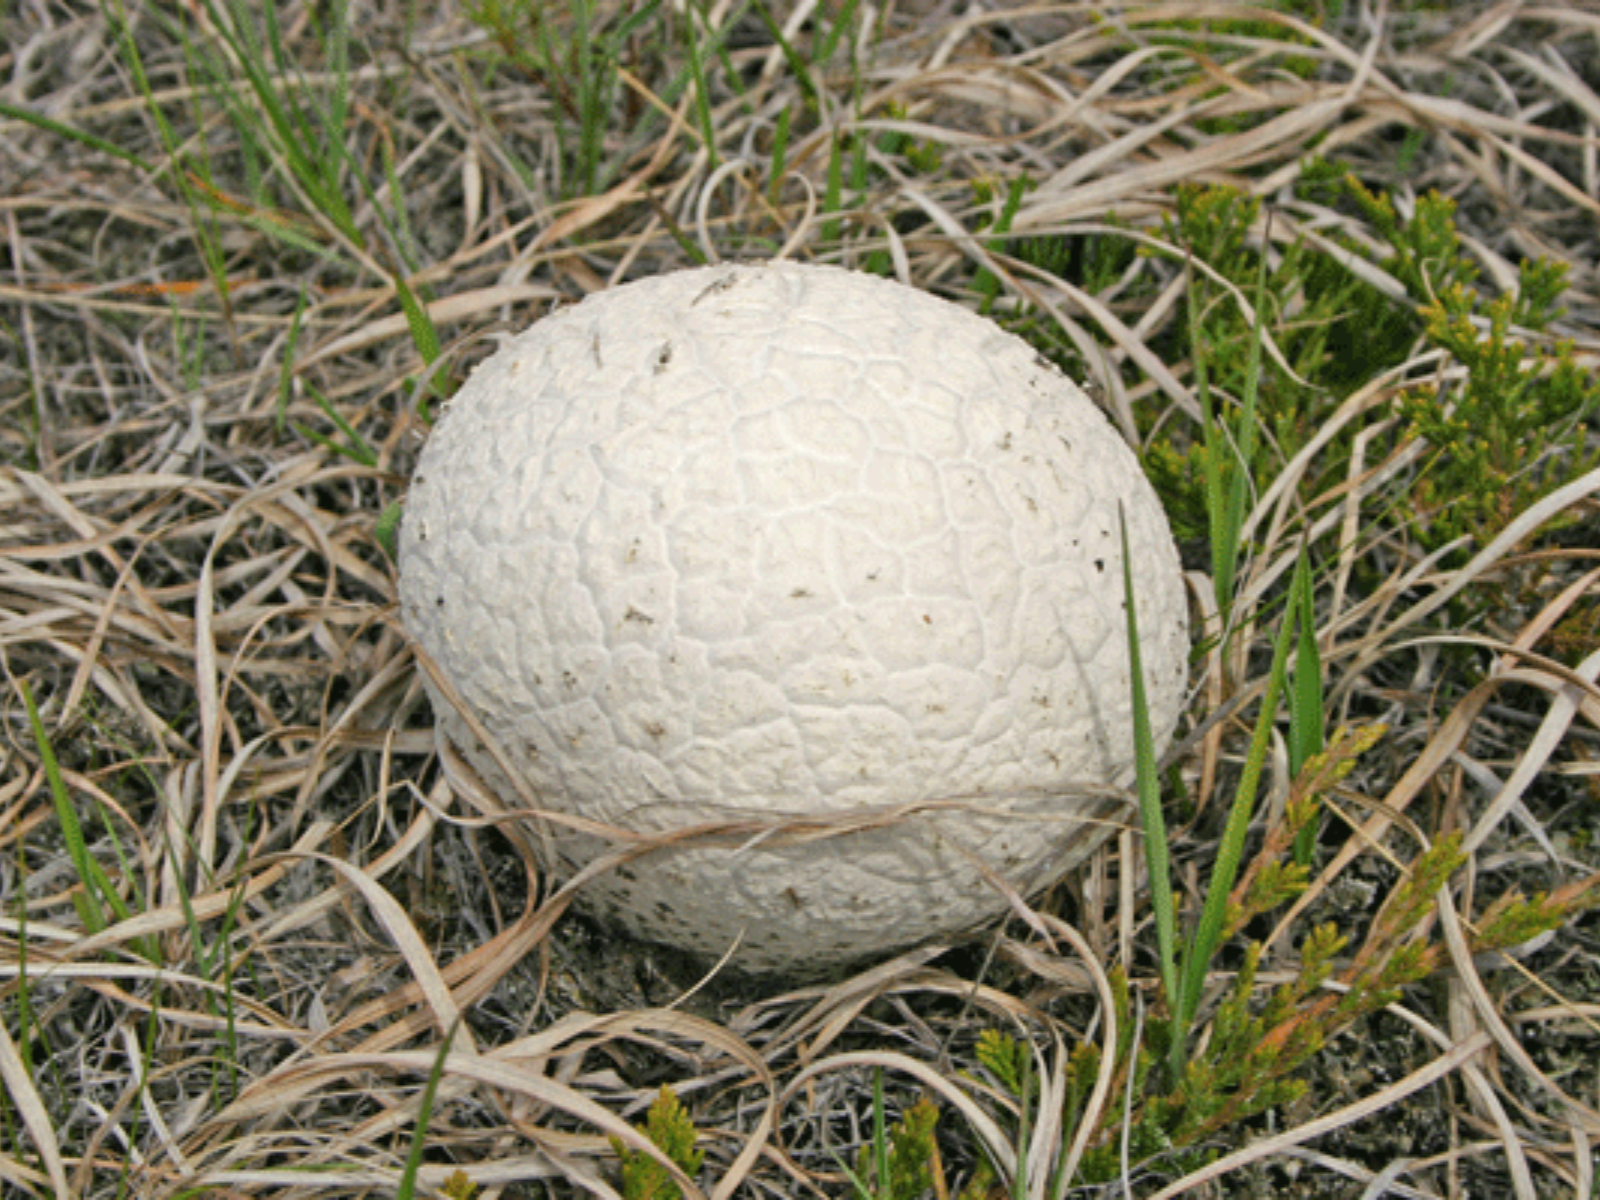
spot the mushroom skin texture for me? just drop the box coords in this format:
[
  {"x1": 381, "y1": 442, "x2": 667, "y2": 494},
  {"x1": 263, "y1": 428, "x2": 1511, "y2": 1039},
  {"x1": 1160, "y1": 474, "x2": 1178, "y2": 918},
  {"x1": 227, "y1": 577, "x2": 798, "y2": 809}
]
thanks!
[{"x1": 399, "y1": 261, "x2": 1188, "y2": 974}]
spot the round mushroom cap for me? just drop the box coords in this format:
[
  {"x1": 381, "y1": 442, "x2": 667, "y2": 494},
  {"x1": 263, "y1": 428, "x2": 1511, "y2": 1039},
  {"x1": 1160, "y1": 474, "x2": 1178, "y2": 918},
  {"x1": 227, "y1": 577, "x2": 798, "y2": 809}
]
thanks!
[{"x1": 398, "y1": 261, "x2": 1188, "y2": 974}]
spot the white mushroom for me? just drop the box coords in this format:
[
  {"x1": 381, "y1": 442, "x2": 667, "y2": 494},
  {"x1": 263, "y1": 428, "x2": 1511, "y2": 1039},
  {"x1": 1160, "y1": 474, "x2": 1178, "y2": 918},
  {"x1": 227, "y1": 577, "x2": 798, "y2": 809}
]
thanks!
[{"x1": 398, "y1": 261, "x2": 1188, "y2": 974}]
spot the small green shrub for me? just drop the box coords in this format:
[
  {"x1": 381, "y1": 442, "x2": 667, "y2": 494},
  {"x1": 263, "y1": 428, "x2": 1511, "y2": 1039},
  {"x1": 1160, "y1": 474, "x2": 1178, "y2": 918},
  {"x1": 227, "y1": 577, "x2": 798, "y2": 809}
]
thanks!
[
  {"x1": 613, "y1": 1085, "x2": 704, "y2": 1200},
  {"x1": 1303, "y1": 164, "x2": 1599, "y2": 555},
  {"x1": 1402, "y1": 278, "x2": 1599, "y2": 552},
  {"x1": 967, "y1": 831, "x2": 1467, "y2": 1187},
  {"x1": 1141, "y1": 179, "x2": 1421, "y2": 547}
]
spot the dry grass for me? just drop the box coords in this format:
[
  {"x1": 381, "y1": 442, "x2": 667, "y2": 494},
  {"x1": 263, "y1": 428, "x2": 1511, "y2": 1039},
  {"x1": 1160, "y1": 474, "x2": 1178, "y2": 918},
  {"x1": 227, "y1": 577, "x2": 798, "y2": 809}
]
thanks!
[{"x1": 2, "y1": 1, "x2": 1598, "y2": 1196}]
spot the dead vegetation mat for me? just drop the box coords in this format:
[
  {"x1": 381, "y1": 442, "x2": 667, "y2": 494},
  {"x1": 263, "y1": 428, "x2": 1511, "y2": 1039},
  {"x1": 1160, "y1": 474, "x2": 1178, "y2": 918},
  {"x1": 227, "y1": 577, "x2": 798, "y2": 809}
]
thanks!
[{"x1": 2, "y1": 1, "x2": 1599, "y2": 1197}]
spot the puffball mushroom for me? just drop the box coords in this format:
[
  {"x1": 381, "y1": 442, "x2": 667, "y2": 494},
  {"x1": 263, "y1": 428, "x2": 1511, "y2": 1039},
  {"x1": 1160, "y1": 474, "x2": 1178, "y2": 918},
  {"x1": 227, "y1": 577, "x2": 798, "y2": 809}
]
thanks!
[{"x1": 398, "y1": 261, "x2": 1188, "y2": 974}]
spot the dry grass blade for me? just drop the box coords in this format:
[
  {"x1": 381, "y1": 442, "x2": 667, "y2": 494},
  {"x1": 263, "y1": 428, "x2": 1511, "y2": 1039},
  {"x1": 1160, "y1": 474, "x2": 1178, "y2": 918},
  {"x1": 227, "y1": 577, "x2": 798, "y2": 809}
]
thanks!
[
  {"x1": 1356, "y1": 467, "x2": 1600, "y2": 670},
  {"x1": 1437, "y1": 886, "x2": 1600, "y2": 1135},
  {"x1": 999, "y1": 911, "x2": 1122, "y2": 1189},
  {"x1": 0, "y1": 1017, "x2": 68, "y2": 1199},
  {"x1": 1391, "y1": 992, "x2": 1540, "y2": 1198},
  {"x1": 298, "y1": 846, "x2": 473, "y2": 1049},
  {"x1": 1460, "y1": 649, "x2": 1600, "y2": 855},
  {"x1": 781, "y1": 1048, "x2": 1020, "y2": 1181}
]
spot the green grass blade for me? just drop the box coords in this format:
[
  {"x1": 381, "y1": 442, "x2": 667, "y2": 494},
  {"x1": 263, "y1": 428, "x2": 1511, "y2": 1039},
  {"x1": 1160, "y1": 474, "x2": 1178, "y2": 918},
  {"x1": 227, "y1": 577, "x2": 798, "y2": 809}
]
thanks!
[
  {"x1": 92, "y1": 795, "x2": 152, "y2": 952},
  {"x1": 0, "y1": 100, "x2": 151, "y2": 170},
  {"x1": 1120, "y1": 506, "x2": 1180, "y2": 1016},
  {"x1": 211, "y1": 2, "x2": 307, "y2": 172},
  {"x1": 682, "y1": 5, "x2": 719, "y2": 170},
  {"x1": 205, "y1": 0, "x2": 361, "y2": 244},
  {"x1": 768, "y1": 105, "x2": 792, "y2": 207},
  {"x1": 815, "y1": 0, "x2": 864, "y2": 64},
  {"x1": 872, "y1": 1069, "x2": 890, "y2": 1193},
  {"x1": 1172, "y1": 549, "x2": 1309, "y2": 1065},
  {"x1": 830, "y1": 1154, "x2": 877, "y2": 1200},
  {"x1": 105, "y1": 0, "x2": 181, "y2": 179},
  {"x1": 574, "y1": 0, "x2": 607, "y2": 195},
  {"x1": 1188, "y1": 260, "x2": 1230, "y2": 616},
  {"x1": 395, "y1": 1019, "x2": 460, "y2": 1200},
  {"x1": 107, "y1": 0, "x2": 237, "y2": 319},
  {"x1": 704, "y1": 10, "x2": 748, "y2": 108},
  {"x1": 316, "y1": 0, "x2": 352, "y2": 142},
  {"x1": 275, "y1": 288, "x2": 310, "y2": 435},
  {"x1": 163, "y1": 834, "x2": 222, "y2": 1032},
  {"x1": 1014, "y1": 1046, "x2": 1034, "y2": 1196},
  {"x1": 293, "y1": 377, "x2": 379, "y2": 467},
  {"x1": 822, "y1": 130, "x2": 847, "y2": 246},
  {"x1": 849, "y1": 124, "x2": 872, "y2": 194},
  {"x1": 20, "y1": 683, "x2": 127, "y2": 936},
  {"x1": 976, "y1": 174, "x2": 1029, "y2": 314},
  {"x1": 213, "y1": 877, "x2": 248, "y2": 1103},
  {"x1": 1194, "y1": 226, "x2": 1272, "y2": 633},
  {"x1": 378, "y1": 130, "x2": 424, "y2": 274},
  {"x1": 208, "y1": 0, "x2": 417, "y2": 268},
  {"x1": 609, "y1": 0, "x2": 665, "y2": 44},
  {"x1": 1219, "y1": 243, "x2": 1269, "y2": 584},
  {"x1": 1288, "y1": 561, "x2": 1325, "y2": 866},
  {"x1": 394, "y1": 275, "x2": 442, "y2": 366},
  {"x1": 375, "y1": 501, "x2": 404, "y2": 563},
  {"x1": 750, "y1": 1, "x2": 820, "y2": 112},
  {"x1": 277, "y1": 17, "x2": 362, "y2": 244}
]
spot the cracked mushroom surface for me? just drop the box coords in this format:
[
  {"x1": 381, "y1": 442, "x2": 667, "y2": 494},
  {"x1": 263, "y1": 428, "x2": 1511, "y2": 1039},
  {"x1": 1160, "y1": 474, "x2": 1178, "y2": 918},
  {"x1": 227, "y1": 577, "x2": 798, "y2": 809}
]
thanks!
[{"x1": 399, "y1": 260, "x2": 1189, "y2": 974}]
